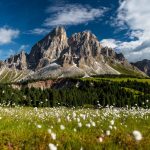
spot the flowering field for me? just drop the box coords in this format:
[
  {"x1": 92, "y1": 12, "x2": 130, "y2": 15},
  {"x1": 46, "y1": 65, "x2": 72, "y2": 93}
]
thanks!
[{"x1": 0, "y1": 107, "x2": 150, "y2": 150}]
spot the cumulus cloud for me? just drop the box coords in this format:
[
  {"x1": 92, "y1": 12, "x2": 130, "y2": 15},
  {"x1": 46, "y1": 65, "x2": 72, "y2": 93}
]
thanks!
[
  {"x1": 44, "y1": 4, "x2": 107, "y2": 26},
  {"x1": 112, "y1": 0, "x2": 150, "y2": 62},
  {"x1": 27, "y1": 28, "x2": 50, "y2": 35},
  {"x1": 0, "y1": 27, "x2": 20, "y2": 45},
  {"x1": 101, "y1": 39, "x2": 118, "y2": 49}
]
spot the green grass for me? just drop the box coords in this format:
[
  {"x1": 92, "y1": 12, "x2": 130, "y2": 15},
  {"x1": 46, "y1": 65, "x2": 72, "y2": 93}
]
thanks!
[
  {"x1": 110, "y1": 63, "x2": 144, "y2": 77},
  {"x1": 81, "y1": 76, "x2": 150, "y2": 83},
  {"x1": 0, "y1": 107, "x2": 150, "y2": 150}
]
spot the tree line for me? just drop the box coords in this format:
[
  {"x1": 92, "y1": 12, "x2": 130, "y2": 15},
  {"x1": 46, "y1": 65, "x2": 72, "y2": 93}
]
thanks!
[{"x1": 0, "y1": 79, "x2": 150, "y2": 108}]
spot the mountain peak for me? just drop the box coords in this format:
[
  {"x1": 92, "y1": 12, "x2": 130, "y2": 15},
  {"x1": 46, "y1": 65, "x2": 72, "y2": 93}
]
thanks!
[
  {"x1": 28, "y1": 26, "x2": 68, "y2": 69},
  {"x1": 52, "y1": 26, "x2": 66, "y2": 35}
]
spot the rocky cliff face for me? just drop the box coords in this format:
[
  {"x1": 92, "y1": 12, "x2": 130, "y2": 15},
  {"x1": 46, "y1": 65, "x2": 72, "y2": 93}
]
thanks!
[
  {"x1": 59, "y1": 31, "x2": 104, "y2": 66},
  {"x1": 132, "y1": 59, "x2": 150, "y2": 76},
  {"x1": 57, "y1": 31, "x2": 120, "y2": 76},
  {"x1": 28, "y1": 26, "x2": 68, "y2": 70},
  {"x1": 0, "y1": 26, "x2": 146, "y2": 82}
]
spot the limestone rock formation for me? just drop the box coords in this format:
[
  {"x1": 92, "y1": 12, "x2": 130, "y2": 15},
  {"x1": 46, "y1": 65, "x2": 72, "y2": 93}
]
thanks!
[
  {"x1": 5, "y1": 50, "x2": 28, "y2": 70},
  {"x1": 0, "y1": 26, "x2": 146, "y2": 82},
  {"x1": 28, "y1": 26, "x2": 68, "y2": 69}
]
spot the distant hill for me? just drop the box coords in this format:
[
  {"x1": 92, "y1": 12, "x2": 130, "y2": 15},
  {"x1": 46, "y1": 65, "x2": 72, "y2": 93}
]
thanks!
[{"x1": 132, "y1": 59, "x2": 150, "y2": 76}]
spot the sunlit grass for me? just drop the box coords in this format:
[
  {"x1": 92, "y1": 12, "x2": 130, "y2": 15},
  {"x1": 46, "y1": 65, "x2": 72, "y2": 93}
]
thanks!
[
  {"x1": 81, "y1": 77, "x2": 150, "y2": 83},
  {"x1": 0, "y1": 107, "x2": 150, "y2": 150}
]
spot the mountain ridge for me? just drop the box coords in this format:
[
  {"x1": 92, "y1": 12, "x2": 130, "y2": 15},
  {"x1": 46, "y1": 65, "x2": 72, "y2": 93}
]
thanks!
[{"x1": 0, "y1": 26, "x2": 147, "y2": 83}]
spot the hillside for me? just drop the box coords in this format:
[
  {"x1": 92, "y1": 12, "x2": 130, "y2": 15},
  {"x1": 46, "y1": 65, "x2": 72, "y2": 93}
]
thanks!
[{"x1": 132, "y1": 59, "x2": 150, "y2": 76}]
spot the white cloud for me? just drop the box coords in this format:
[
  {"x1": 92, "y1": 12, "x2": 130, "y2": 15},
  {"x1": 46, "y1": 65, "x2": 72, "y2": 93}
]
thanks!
[
  {"x1": 0, "y1": 27, "x2": 20, "y2": 45},
  {"x1": 44, "y1": 4, "x2": 107, "y2": 26},
  {"x1": 101, "y1": 39, "x2": 118, "y2": 49},
  {"x1": 27, "y1": 28, "x2": 50, "y2": 35},
  {"x1": 100, "y1": 38, "x2": 145, "y2": 62},
  {"x1": 112, "y1": 0, "x2": 150, "y2": 62}
]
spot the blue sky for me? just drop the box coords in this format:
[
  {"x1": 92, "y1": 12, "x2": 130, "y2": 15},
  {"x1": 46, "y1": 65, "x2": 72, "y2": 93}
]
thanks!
[{"x1": 0, "y1": 0, "x2": 150, "y2": 62}]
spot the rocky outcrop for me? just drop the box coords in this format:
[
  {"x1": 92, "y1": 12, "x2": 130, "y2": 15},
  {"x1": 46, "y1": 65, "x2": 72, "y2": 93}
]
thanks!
[
  {"x1": 11, "y1": 80, "x2": 54, "y2": 90},
  {"x1": 132, "y1": 59, "x2": 150, "y2": 76},
  {"x1": 5, "y1": 50, "x2": 28, "y2": 70}
]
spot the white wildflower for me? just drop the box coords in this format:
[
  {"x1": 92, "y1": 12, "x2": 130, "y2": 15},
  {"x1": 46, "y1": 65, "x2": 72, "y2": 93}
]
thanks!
[
  {"x1": 72, "y1": 112, "x2": 76, "y2": 118},
  {"x1": 37, "y1": 124, "x2": 42, "y2": 128},
  {"x1": 98, "y1": 137, "x2": 103, "y2": 143},
  {"x1": 109, "y1": 125, "x2": 113, "y2": 130},
  {"x1": 48, "y1": 129, "x2": 52, "y2": 134},
  {"x1": 51, "y1": 132, "x2": 56, "y2": 140},
  {"x1": 132, "y1": 130, "x2": 142, "y2": 141},
  {"x1": 60, "y1": 125, "x2": 65, "y2": 130},
  {"x1": 86, "y1": 123, "x2": 91, "y2": 128},
  {"x1": 73, "y1": 128, "x2": 77, "y2": 132},
  {"x1": 106, "y1": 130, "x2": 110, "y2": 136},
  {"x1": 78, "y1": 122, "x2": 82, "y2": 128},
  {"x1": 110, "y1": 120, "x2": 114, "y2": 125},
  {"x1": 77, "y1": 118, "x2": 80, "y2": 122},
  {"x1": 34, "y1": 107, "x2": 38, "y2": 112},
  {"x1": 48, "y1": 143, "x2": 57, "y2": 150},
  {"x1": 91, "y1": 121, "x2": 96, "y2": 127}
]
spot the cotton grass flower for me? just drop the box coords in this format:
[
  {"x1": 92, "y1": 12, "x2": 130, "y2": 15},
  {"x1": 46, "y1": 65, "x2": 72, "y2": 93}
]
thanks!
[
  {"x1": 48, "y1": 143, "x2": 57, "y2": 150},
  {"x1": 106, "y1": 130, "x2": 110, "y2": 136},
  {"x1": 51, "y1": 132, "x2": 56, "y2": 140},
  {"x1": 90, "y1": 120, "x2": 96, "y2": 127},
  {"x1": 86, "y1": 123, "x2": 91, "y2": 128},
  {"x1": 72, "y1": 112, "x2": 76, "y2": 118},
  {"x1": 77, "y1": 118, "x2": 80, "y2": 122},
  {"x1": 78, "y1": 122, "x2": 82, "y2": 128},
  {"x1": 60, "y1": 125, "x2": 65, "y2": 130},
  {"x1": 109, "y1": 125, "x2": 113, "y2": 130},
  {"x1": 132, "y1": 130, "x2": 142, "y2": 141},
  {"x1": 110, "y1": 120, "x2": 114, "y2": 125},
  {"x1": 73, "y1": 128, "x2": 77, "y2": 132},
  {"x1": 98, "y1": 137, "x2": 103, "y2": 143},
  {"x1": 48, "y1": 129, "x2": 52, "y2": 134},
  {"x1": 36, "y1": 124, "x2": 42, "y2": 128}
]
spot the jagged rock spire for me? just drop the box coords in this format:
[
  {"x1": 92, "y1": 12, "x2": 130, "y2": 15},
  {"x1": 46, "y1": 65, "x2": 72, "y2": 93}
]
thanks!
[{"x1": 28, "y1": 26, "x2": 68, "y2": 69}]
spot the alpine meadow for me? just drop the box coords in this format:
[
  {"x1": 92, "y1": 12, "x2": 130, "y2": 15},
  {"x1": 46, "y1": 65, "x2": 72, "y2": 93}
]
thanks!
[{"x1": 0, "y1": 0, "x2": 150, "y2": 150}]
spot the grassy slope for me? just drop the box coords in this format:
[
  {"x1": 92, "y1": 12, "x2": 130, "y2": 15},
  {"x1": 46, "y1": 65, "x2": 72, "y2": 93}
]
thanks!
[
  {"x1": 81, "y1": 76, "x2": 150, "y2": 99},
  {"x1": 110, "y1": 63, "x2": 145, "y2": 77},
  {"x1": 81, "y1": 76, "x2": 150, "y2": 83},
  {"x1": 0, "y1": 69, "x2": 29, "y2": 83}
]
